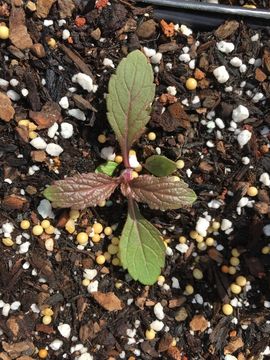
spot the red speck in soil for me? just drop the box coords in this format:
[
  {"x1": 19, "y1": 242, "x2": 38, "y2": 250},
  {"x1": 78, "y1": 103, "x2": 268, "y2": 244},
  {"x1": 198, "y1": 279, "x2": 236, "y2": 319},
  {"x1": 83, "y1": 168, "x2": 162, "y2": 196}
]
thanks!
[{"x1": 95, "y1": 0, "x2": 109, "y2": 9}]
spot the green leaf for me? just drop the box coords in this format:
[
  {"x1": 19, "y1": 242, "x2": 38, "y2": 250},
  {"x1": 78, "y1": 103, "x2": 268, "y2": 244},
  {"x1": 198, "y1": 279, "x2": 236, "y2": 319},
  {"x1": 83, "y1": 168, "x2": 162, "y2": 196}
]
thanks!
[
  {"x1": 106, "y1": 50, "x2": 155, "y2": 164},
  {"x1": 126, "y1": 175, "x2": 197, "y2": 211},
  {"x1": 119, "y1": 199, "x2": 166, "y2": 285},
  {"x1": 44, "y1": 173, "x2": 119, "y2": 210},
  {"x1": 145, "y1": 155, "x2": 177, "y2": 177},
  {"x1": 95, "y1": 161, "x2": 119, "y2": 176}
]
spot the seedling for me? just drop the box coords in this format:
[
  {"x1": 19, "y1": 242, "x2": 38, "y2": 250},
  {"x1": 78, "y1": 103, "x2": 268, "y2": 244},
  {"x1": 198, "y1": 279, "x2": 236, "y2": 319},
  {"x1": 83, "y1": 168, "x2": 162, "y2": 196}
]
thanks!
[{"x1": 44, "y1": 50, "x2": 196, "y2": 285}]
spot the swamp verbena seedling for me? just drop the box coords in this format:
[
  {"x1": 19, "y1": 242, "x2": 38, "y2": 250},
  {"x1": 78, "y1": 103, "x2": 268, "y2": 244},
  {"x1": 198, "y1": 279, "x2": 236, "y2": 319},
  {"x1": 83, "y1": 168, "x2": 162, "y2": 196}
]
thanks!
[{"x1": 44, "y1": 50, "x2": 196, "y2": 285}]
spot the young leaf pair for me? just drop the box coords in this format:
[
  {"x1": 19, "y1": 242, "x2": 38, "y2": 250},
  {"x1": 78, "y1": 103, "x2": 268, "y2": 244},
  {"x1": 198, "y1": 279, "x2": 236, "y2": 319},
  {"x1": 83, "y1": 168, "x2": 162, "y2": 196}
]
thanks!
[{"x1": 44, "y1": 50, "x2": 196, "y2": 285}]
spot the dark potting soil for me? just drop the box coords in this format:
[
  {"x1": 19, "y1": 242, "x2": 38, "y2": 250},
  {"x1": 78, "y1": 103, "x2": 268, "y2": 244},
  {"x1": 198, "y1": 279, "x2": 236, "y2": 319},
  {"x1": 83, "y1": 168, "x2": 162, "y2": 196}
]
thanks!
[{"x1": 0, "y1": 1, "x2": 270, "y2": 360}]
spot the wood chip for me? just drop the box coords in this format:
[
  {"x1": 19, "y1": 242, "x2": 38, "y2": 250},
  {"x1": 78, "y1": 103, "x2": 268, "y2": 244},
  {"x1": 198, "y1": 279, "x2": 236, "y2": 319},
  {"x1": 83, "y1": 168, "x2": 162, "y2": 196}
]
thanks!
[
  {"x1": 199, "y1": 160, "x2": 214, "y2": 173},
  {"x1": 158, "y1": 334, "x2": 173, "y2": 352},
  {"x1": 263, "y1": 48, "x2": 270, "y2": 74},
  {"x1": 31, "y1": 151, "x2": 46, "y2": 162},
  {"x1": 58, "y1": 0, "x2": 75, "y2": 18},
  {"x1": 0, "y1": 353, "x2": 11, "y2": 360},
  {"x1": 189, "y1": 314, "x2": 208, "y2": 332},
  {"x1": 91, "y1": 292, "x2": 124, "y2": 311},
  {"x1": 208, "y1": 248, "x2": 223, "y2": 263},
  {"x1": 59, "y1": 44, "x2": 94, "y2": 78},
  {"x1": 2, "y1": 341, "x2": 35, "y2": 359},
  {"x1": 224, "y1": 337, "x2": 244, "y2": 355},
  {"x1": 6, "y1": 318, "x2": 20, "y2": 337},
  {"x1": 9, "y1": 6, "x2": 33, "y2": 50},
  {"x1": 2, "y1": 195, "x2": 28, "y2": 210},
  {"x1": 214, "y1": 20, "x2": 239, "y2": 39},
  {"x1": 0, "y1": 92, "x2": 15, "y2": 122},
  {"x1": 29, "y1": 102, "x2": 62, "y2": 129},
  {"x1": 166, "y1": 346, "x2": 182, "y2": 360},
  {"x1": 36, "y1": 0, "x2": 55, "y2": 18},
  {"x1": 168, "y1": 297, "x2": 186, "y2": 309},
  {"x1": 255, "y1": 68, "x2": 267, "y2": 82}
]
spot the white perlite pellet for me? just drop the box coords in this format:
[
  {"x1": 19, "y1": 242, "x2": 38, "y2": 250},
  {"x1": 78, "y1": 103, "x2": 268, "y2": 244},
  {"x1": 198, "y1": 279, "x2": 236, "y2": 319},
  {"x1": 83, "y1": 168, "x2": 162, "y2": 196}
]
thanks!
[
  {"x1": 167, "y1": 86, "x2": 177, "y2": 96},
  {"x1": 263, "y1": 224, "x2": 270, "y2": 236},
  {"x1": 154, "y1": 302, "x2": 165, "y2": 320},
  {"x1": 48, "y1": 123, "x2": 59, "y2": 138},
  {"x1": 30, "y1": 137, "x2": 47, "y2": 150},
  {"x1": 175, "y1": 243, "x2": 189, "y2": 253},
  {"x1": 215, "y1": 118, "x2": 225, "y2": 129},
  {"x1": 196, "y1": 217, "x2": 210, "y2": 237},
  {"x1": 213, "y1": 66, "x2": 229, "y2": 83},
  {"x1": 150, "y1": 320, "x2": 164, "y2": 331},
  {"x1": 7, "y1": 90, "x2": 20, "y2": 101},
  {"x1": 49, "y1": 339, "x2": 63, "y2": 350},
  {"x1": 59, "y1": 96, "x2": 69, "y2": 109},
  {"x1": 46, "y1": 143, "x2": 64, "y2": 156},
  {"x1": 19, "y1": 242, "x2": 30, "y2": 254},
  {"x1": 87, "y1": 280, "x2": 98, "y2": 293},
  {"x1": 37, "y1": 199, "x2": 54, "y2": 219},
  {"x1": 60, "y1": 122, "x2": 74, "y2": 139},
  {"x1": 58, "y1": 323, "x2": 71, "y2": 338},
  {"x1": 216, "y1": 41, "x2": 234, "y2": 54},
  {"x1": 101, "y1": 146, "x2": 115, "y2": 161},
  {"x1": 232, "y1": 105, "x2": 249, "y2": 122},
  {"x1": 230, "y1": 57, "x2": 242, "y2": 67},
  {"x1": 151, "y1": 53, "x2": 162, "y2": 64},
  {"x1": 237, "y1": 130, "x2": 252, "y2": 148},
  {"x1": 179, "y1": 53, "x2": 190, "y2": 63},
  {"x1": 103, "y1": 58, "x2": 115, "y2": 68},
  {"x1": 221, "y1": 219, "x2": 232, "y2": 231},
  {"x1": 225, "y1": 355, "x2": 238, "y2": 360},
  {"x1": 143, "y1": 47, "x2": 156, "y2": 58},
  {"x1": 68, "y1": 109, "x2": 86, "y2": 121},
  {"x1": 78, "y1": 354, "x2": 93, "y2": 360},
  {"x1": 180, "y1": 25, "x2": 192, "y2": 36},
  {"x1": 62, "y1": 29, "x2": 70, "y2": 40},
  {"x1": 2, "y1": 304, "x2": 11, "y2": 317},
  {"x1": 10, "y1": 301, "x2": 21, "y2": 311},
  {"x1": 260, "y1": 173, "x2": 270, "y2": 187},
  {"x1": 83, "y1": 269, "x2": 97, "y2": 280},
  {"x1": 72, "y1": 73, "x2": 97, "y2": 93}
]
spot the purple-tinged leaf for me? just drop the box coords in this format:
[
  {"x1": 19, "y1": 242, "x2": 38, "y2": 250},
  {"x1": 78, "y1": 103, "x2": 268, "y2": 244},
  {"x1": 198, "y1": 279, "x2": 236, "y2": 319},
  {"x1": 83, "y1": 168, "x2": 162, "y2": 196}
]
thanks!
[
  {"x1": 124, "y1": 175, "x2": 197, "y2": 211},
  {"x1": 119, "y1": 199, "x2": 165, "y2": 285},
  {"x1": 44, "y1": 173, "x2": 119, "y2": 210},
  {"x1": 106, "y1": 50, "x2": 155, "y2": 166}
]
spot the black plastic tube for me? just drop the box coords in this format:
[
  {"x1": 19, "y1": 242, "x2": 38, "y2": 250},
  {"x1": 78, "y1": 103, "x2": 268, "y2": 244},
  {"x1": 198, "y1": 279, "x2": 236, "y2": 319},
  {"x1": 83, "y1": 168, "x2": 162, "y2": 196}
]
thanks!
[
  {"x1": 153, "y1": 7, "x2": 270, "y2": 29},
  {"x1": 139, "y1": 0, "x2": 270, "y2": 20}
]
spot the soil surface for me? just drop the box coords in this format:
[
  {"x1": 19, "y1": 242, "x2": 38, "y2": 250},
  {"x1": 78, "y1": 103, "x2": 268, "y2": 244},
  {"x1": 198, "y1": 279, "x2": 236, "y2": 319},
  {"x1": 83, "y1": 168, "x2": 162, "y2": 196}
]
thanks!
[{"x1": 0, "y1": 1, "x2": 270, "y2": 360}]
